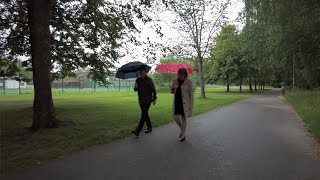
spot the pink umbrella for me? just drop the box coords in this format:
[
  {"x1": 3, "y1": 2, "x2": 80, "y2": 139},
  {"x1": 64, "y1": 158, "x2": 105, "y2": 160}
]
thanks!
[{"x1": 155, "y1": 63, "x2": 195, "y2": 74}]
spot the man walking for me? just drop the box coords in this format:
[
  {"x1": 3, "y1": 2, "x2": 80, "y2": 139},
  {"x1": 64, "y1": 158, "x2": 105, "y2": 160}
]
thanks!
[{"x1": 132, "y1": 67, "x2": 157, "y2": 138}]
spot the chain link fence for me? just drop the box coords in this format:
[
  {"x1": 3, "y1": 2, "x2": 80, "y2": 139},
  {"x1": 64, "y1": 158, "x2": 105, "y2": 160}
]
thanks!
[{"x1": 0, "y1": 76, "x2": 135, "y2": 96}]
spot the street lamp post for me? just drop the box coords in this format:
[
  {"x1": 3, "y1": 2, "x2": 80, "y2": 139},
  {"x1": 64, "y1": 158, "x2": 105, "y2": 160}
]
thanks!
[{"x1": 62, "y1": 78, "x2": 64, "y2": 93}]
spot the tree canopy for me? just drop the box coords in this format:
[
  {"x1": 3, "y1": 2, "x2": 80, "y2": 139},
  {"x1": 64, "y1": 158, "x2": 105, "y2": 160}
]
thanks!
[
  {"x1": 206, "y1": 0, "x2": 320, "y2": 91},
  {"x1": 1, "y1": 0, "x2": 153, "y2": 83},
  {"x1": 242, "y1": 0, "x2": 320, "y2": 89},
  {"x1": 0, "y1": 0, "x2": 154, "y2": 131}
]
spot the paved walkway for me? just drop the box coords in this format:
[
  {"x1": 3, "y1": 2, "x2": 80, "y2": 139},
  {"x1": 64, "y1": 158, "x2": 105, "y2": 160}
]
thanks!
[{"x1": 2, "y1": 89, "x2": 320, "y2": 179}]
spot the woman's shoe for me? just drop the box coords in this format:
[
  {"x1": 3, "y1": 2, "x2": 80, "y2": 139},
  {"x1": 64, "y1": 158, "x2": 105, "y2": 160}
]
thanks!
[
  {"x1": 179, "y1": 136, "x2": 186, "y2": 141},
  {"x1": 179, "y1": 133, "x2": 182, "y2": 138}
]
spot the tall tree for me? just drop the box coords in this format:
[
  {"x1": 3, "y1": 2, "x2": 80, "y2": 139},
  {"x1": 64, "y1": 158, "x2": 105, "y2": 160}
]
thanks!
[
  {"x1": 208, "y1": 25, "x2": 242, "y2": 92},
  {"x1": 165, "y1": 0, "x2": 230, "y2": 98},
  {"x1": 1, "y1": 0, "x2": 153, "y2": 131},
  {"x1": 26, "y1": 0, "x2": 55, "y2": 130}
]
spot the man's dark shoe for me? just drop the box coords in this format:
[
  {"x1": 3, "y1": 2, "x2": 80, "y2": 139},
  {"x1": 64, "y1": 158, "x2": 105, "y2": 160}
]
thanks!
[
  {"x1": 144, "y1": 128, "x2": 152, "y2": 133},
  {"x1": 131, "y1": 131, "x2": 139, "y2": 138}
]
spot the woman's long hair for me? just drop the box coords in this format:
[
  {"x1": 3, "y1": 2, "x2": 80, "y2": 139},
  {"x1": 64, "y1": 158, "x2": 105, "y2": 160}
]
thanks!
[{"x1": 178, "y1": 68, "x2": 188, "y2": 78}]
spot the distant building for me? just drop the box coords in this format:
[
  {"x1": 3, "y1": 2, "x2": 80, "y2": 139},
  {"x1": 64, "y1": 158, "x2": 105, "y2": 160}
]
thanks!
[{"x1": 0, "y1": 79, "x2": 27, "y2": 89}]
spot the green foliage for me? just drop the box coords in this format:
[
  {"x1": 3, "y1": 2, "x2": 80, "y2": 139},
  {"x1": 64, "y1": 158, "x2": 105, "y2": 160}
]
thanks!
[
  {"x1": 0, "y1": 0, "x2": 153, "y2": 84},
  {"x1": 207, "y1": 25, "x2": 245, "y2": 85},
  {"x1": 151, "y1": 72, "x2": 174, "y2": 87},
  {"x1": 242, "y1": 0, "x2": 320, "y2": 89},
  {"x1": 0, "y1": 59, "x2": 32, "y2": 81},
  {"x1": 0, "y1": 58, "x2": 19, "y2": 77},
  {"x1": 207, "y1": 0, "x2": 320, "y2": 90}
]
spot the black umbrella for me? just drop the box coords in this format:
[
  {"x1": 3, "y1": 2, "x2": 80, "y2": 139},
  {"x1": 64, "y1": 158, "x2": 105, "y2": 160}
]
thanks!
[{"x1": 115, "y1": 61, "x2": 151, "y2": 79}]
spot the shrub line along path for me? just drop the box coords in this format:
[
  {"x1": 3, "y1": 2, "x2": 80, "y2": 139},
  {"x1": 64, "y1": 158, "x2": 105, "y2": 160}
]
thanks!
[{"x1": 2, "y1": 89, "x2": 320, "y2": 179}]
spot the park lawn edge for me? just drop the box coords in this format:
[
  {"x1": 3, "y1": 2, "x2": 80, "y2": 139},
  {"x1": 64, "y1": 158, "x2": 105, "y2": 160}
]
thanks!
[
  {"x1": 1, "y1": 89, "x2": 269, "y2": 173},
  {"x1": 285, "y1": 91, "x2": 320, "y2": 142}
]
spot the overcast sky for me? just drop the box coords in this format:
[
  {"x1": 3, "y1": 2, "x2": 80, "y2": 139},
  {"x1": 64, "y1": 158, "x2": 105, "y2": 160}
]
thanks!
[{"x1": 116, "y1": 0, "x2": 245, "y2": 68}]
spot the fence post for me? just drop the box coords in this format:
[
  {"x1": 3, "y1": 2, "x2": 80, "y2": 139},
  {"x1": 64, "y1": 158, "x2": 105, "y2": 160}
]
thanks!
[
  {"x1": 62, "y1": 79, "x2": 64, "y2": 93},
  {"x1": 118, "y1": 78, "x2": 120, "y2": 91},
  {"x1": 78, "y1": 76, "x2": 81, "y2": 93}
]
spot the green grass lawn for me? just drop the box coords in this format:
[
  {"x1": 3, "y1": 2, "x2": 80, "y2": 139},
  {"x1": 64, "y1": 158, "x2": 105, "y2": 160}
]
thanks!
[
  {"x1": 285, "y1": 90, "x2": 320, "y2": 141},
  {"x1": 0, "y1": 88, "x2": 268, "y2": 172}
]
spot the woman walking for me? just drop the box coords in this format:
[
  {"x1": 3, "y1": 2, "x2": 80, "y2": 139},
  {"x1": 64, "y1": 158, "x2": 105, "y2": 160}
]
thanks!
[{"x1": 171, "y1": 68, "x2": 194, "y2": 141}]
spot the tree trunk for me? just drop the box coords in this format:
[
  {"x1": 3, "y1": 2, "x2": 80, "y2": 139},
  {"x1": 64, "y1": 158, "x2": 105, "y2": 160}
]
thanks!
[
  {"x1": 239, "y1": 78, "x2": 242, "y2": 93},
  {"x1": 249, "y1": 79, "x2": 253, "y2": 92},
  {"x1": 254, "y1": 79, "x2": 257, "y2": 91},
  {"x1": 227, "y1": 75, "x2": 230, "y2": 92},
  {"x1": 27, "y1": 0, "x2": 56, "y2": 131},
  {"x1": 198, "y1": 58, "x2": 206, "y2": 98}
]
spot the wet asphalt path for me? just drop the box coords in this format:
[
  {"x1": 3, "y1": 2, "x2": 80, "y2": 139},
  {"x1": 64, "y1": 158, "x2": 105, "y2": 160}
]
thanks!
[{"x1": 2, "y1": 89, "x2": 320, "y2": 180}]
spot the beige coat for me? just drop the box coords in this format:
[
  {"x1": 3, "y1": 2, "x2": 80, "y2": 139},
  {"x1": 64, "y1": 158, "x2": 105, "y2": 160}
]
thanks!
[{"x1": 172, "y1": 78, "x2": 194, "y2": 118}]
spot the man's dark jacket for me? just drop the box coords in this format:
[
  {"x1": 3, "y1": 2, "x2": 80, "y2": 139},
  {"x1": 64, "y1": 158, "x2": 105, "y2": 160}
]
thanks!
[{"x1": 134, "y1": 76, "x2": 157, "y2": 104}]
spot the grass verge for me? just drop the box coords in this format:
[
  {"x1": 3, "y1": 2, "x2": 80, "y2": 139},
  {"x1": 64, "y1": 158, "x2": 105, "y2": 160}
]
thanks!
[{"x1": 285, "y1": 90, "x2": 320, "y2": 141}]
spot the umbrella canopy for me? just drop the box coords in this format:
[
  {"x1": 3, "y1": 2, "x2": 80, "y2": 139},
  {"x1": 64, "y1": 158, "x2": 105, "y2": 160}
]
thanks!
[
  {"x1": 115, "y1": 61, "x2": 151, "y2": 79},
  {"x1": 155, "y1": 63, "x2": 195, "y2": 74}
]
